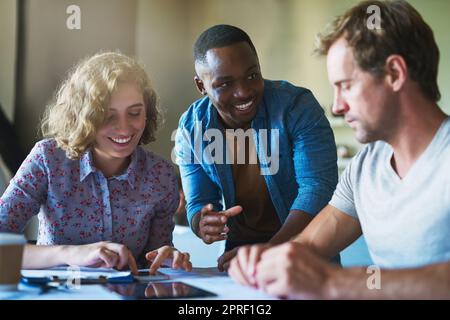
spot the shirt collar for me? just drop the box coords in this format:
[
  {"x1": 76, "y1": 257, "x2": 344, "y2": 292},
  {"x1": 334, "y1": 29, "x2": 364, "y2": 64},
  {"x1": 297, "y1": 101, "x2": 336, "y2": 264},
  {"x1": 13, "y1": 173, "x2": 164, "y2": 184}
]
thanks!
[
  {"x1": 114, "y1": 147, "x2": 140, "y2": 189},
  {"x1": 79, "y1": 149, "x2": 96, "y2": 182},
  {"x1": 79, "y1": 147, "x2": 141, "y2": 189}
]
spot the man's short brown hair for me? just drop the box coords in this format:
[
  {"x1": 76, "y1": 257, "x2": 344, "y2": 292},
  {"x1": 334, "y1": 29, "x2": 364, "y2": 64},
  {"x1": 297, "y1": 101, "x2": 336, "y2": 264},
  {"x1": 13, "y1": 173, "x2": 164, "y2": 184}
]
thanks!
[{"x1": 316, "y1": 0, "x2": 440, "y2": 102}]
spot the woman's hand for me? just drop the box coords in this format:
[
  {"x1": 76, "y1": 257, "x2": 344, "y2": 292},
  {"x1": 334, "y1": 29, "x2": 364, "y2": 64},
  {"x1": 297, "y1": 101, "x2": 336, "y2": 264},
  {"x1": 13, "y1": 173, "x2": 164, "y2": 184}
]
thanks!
[
  {"x1": 145, "y1": 245, "x2": 192, "y2": 274},
  {"x1": 65, "y1": 241, "x2": 138, "y2": 274}
]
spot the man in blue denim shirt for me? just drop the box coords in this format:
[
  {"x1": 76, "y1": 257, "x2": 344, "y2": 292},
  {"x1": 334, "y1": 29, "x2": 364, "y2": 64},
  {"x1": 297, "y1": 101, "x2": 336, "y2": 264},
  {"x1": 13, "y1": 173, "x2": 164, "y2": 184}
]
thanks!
[{"x1": 175, "y1": 25, "x2": 338, "y2": 270}]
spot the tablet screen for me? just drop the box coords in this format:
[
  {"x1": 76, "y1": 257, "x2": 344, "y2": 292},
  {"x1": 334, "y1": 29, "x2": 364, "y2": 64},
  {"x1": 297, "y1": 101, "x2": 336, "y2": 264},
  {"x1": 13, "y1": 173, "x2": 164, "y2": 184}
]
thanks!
[
  {"x1": 134, "y1": 270, "x2": 170, "y2": 282},
  {"x1": 104, "y1": 281, "x2": 216, "y2": 299}
]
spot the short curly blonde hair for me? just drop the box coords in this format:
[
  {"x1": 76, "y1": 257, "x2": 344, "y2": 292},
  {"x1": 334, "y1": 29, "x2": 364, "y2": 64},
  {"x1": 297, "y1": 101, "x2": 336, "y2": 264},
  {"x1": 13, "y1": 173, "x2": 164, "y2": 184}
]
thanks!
[{"x1": 41, "y1": 51, "x2": 161, "y2": 159}]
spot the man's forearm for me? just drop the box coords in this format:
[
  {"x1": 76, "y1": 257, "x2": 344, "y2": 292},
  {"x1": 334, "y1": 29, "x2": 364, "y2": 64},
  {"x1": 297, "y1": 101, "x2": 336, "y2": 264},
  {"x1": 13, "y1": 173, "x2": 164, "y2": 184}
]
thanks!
[
  {"x1": 269, "y1": 210, "x2": 313, "y2": 245},
  {"x1": 324, "y1": 261, "x2": 450, "y2": 299}
]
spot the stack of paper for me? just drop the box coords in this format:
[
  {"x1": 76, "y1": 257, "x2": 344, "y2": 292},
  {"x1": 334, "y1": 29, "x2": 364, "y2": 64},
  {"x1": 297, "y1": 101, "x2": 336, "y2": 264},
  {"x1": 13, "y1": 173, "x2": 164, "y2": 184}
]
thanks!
[{"x1": 21, "y1": 266, "x2": 169, "y2": 283}]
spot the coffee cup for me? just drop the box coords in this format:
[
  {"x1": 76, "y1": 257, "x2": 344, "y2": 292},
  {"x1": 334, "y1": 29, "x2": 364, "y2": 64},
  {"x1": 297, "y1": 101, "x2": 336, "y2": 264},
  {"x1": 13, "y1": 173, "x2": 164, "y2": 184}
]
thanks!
[{"x1": 0, "y1": 233, "x2": 26, "y2": 291}]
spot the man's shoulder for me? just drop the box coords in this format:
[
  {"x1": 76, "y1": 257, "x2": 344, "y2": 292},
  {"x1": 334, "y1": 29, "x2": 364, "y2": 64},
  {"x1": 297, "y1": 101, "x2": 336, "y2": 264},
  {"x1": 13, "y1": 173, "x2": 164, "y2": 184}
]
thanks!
[
  {"x1": 178, "y1": 96, "x2": 211, "y2": 130},
  {"x1": 351, "y1": 141, "x2": 390, "y2": 169},
  {"x1": 437, "y1": 116, "x2": 450, "y2": 146},
  {"x1": 264, "y1": 79, "x2": 312, "y2": 101},
  {"x1": 263, "y1": 80, "x2": 321, "y2": 120}
]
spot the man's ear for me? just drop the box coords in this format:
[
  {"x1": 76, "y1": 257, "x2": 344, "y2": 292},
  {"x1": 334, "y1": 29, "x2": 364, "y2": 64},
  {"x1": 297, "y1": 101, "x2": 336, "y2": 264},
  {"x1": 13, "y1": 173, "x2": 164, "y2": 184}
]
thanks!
[
  {"x1": 385, "y1": 55, "x2": 407, "y2": 93},
  {"x1": 194, "y1": 76, "x2": 207, "y2": 96}
]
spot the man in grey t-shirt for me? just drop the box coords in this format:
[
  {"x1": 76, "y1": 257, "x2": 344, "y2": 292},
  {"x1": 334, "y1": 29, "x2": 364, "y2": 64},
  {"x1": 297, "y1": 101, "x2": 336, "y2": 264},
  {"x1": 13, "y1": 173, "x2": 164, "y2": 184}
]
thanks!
[{"x1": 228, "y1": 0, "x2": 450, "y2": 299}]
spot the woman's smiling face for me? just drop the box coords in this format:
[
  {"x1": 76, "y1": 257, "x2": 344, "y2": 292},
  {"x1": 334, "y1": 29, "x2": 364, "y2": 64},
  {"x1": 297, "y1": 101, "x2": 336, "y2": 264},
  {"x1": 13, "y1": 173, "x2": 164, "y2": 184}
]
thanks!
[{"x1": 93, "y1": 82, "x2": 147, "y2": 162}]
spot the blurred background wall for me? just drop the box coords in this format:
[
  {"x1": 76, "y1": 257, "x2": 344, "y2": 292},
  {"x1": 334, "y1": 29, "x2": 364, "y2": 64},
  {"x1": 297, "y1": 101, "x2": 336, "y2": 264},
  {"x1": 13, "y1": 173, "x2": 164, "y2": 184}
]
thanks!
[{"x1": 0, "y1": 0, "x2": 17, "y2": 123}]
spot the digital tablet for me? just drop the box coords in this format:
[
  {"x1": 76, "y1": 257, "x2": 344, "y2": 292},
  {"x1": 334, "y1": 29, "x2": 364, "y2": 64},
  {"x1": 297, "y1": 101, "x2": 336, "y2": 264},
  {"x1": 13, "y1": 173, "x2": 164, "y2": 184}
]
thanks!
[
  {"x1": 133, "y1": 270, "x2": 170, "y2": 282},
  {"x1": 104, "y1": 281, "x2": 217, "y2": 299}
]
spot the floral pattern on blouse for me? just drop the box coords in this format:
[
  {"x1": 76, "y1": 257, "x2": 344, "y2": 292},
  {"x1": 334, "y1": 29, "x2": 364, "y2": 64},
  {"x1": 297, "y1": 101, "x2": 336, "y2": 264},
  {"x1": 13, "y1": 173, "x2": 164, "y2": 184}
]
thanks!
[{"x1": 0, "y1": 139, "x2": 179, "y2": 266}]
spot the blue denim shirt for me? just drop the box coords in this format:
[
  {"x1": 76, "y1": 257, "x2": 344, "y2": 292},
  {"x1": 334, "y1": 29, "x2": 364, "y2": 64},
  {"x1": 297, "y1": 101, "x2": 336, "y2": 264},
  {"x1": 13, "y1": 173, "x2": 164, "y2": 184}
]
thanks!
[{"x1": 175, "y1": 80, "x2": 338, "y2": 227}]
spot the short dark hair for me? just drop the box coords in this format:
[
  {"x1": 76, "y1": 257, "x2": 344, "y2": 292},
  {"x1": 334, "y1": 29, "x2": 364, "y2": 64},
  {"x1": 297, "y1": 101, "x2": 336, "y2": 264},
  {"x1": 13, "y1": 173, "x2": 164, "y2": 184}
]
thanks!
[
  {"x1": 193, "y1": 24, "x2": 257, "y2": 63},
  {"x1": 316, "y1": 0, "x2": 441, "y2": 102}
]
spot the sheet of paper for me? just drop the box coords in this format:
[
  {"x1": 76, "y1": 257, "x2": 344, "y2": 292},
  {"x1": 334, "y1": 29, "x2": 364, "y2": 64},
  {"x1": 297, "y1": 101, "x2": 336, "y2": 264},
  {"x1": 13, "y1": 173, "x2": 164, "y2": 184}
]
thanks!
[
  {"x1": 158, "y1": 267, "x2": 275, "y2": 300},
  {"x1": 21, "y1": 266, "x2": 130, "y2": 280},
  {"x1": 21, "y1": 267, "x2": 170, "y2": 281}
]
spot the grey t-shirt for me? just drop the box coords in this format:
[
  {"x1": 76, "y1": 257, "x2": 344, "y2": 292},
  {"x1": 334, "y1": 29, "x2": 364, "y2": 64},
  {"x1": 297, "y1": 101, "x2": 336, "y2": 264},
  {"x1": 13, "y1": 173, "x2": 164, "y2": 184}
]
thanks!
[{"x1": 330, "y1": 117, "x2": 450, "y2": 268}]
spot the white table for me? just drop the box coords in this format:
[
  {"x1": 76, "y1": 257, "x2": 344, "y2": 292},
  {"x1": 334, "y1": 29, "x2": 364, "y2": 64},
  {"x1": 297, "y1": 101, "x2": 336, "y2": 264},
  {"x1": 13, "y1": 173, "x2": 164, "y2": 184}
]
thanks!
[{"x1": 2, "y1": 267, "x2": 275, "y2": 300}]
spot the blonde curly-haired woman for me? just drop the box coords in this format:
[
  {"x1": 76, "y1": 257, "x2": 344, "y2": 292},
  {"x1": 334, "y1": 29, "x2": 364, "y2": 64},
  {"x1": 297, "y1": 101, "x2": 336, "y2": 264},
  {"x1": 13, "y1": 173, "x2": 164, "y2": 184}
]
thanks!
[{"x1": 0, "y1": 52, "x2": 191, "y2": 275}]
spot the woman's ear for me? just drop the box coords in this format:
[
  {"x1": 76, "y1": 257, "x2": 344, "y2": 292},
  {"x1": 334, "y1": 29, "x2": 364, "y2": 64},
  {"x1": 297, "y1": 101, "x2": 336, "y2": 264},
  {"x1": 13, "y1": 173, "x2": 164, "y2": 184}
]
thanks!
[{"x1": 385, "y1": 55, "x2": 408, "y2": 93}]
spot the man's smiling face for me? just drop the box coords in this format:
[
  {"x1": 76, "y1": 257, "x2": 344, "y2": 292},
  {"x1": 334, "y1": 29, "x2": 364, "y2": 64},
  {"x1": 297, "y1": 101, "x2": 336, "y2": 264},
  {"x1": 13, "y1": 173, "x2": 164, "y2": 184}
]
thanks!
[{"x1": 194, "y1": 41, "x2": 264, "y2": 129}]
